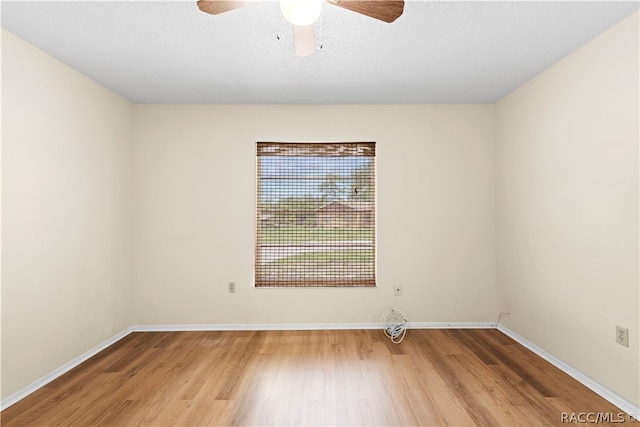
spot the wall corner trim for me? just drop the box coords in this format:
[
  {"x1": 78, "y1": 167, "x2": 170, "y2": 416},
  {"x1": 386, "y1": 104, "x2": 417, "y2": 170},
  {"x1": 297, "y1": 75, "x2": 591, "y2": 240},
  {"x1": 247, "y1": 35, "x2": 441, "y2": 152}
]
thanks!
[
  {"x1": 497, "y1": 324, "x2": 640, "y2": 418},
  {"x1": 0, "y1": 327, "x2": 134, "y2": 411}
]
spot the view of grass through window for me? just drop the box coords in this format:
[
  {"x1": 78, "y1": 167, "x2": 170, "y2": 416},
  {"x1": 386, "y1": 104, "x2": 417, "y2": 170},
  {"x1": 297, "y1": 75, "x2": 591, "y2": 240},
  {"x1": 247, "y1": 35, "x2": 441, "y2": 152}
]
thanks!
[{"x1": 256, "y1": 142, "x2": 376, "y2": 287}]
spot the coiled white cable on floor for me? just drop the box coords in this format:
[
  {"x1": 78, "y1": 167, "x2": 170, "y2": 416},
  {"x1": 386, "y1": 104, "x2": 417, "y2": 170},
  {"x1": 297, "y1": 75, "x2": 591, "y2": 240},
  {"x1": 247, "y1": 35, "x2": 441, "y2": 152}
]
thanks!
[{"x1": 383, "y1": 308, "x2": 407, "y2": 344}]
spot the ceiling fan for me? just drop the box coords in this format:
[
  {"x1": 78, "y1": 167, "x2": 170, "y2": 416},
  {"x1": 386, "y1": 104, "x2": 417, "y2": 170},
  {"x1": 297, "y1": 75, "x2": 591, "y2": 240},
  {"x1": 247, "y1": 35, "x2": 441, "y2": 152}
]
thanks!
[{"x1": 197, "y1": 0, "x2": 404, "y2": 56}]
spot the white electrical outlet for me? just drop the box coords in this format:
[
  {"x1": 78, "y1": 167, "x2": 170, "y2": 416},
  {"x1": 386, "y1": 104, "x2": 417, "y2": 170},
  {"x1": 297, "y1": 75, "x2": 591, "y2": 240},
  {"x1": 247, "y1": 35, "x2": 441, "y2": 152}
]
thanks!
[
  {"x1": 616, "y1": 325, "x2": 629, "y2": 347},
  {"x1": 394, "y1": 284, "x2": 402, "y2": 296},
  {"x1": 228, "y1": 282, "x2": 236, "y2": 293}
]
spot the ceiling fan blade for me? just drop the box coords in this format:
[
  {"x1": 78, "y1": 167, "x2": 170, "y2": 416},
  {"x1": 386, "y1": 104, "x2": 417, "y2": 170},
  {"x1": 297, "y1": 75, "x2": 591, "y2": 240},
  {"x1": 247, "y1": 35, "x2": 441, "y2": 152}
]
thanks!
[
  {"x1": 293, "y1": 25, "x2": 316, "y2": 57},
  {"x1": 197, "y1": 0, "x2": 249, "y2": 15},
  {"x1": 327, "y1": 0, "x2": 404, "y2": 23}
]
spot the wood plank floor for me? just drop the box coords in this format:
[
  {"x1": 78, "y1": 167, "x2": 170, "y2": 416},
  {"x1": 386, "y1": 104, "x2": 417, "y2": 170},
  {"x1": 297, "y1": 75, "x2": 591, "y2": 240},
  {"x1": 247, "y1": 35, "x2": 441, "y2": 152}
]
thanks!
[{"x1": 1, "y1": 329, "x2": 633, "y2": 426}]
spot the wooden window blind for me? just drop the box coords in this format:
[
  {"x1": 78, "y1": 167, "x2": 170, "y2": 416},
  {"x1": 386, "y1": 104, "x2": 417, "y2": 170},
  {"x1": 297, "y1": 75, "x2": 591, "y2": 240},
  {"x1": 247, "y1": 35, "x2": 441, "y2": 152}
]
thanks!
[{"x1": 256, "y1": 142, "x2": 376, "y2": 287}]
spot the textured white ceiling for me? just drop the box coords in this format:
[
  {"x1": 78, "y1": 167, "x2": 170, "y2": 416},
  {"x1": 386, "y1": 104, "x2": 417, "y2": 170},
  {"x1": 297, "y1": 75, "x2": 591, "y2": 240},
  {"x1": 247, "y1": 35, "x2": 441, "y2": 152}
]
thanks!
[{"x1": 2, "y1": 1, "x2": 638, "y2": 104}]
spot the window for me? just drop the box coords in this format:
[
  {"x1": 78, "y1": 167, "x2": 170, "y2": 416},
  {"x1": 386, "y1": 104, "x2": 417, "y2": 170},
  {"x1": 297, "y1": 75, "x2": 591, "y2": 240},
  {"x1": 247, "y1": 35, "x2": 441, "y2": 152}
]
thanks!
[{"x1": 256, "y1": 142, "x2": 376, "y2": 287}]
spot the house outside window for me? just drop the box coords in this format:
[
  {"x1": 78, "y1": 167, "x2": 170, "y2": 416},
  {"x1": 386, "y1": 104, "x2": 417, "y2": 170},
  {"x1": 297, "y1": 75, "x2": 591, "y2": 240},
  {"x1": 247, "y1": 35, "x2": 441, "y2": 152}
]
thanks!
[{"x1": 255, "y1": 142, "x2": 376, "y2": 287}]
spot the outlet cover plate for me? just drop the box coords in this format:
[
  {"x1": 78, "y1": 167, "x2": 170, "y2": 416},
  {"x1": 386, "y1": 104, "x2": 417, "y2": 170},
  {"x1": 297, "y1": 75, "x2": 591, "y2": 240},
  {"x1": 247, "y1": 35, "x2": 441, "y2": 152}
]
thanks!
[{"x1": 616, "y1": 325, "x2": 629, "y2": 347}]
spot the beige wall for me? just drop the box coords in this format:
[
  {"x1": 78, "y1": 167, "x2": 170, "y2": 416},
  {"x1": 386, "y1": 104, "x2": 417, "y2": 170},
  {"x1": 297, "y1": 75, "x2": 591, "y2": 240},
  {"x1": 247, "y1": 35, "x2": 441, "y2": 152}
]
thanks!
[
  {"x1": 1, "y1": 30, "x2": 133, "y2": 399},
  {"x1": 132, "y1": 105, "x2": 497, "y2": 325},
  {"x1": 495, "y1": 11, "x2": 639, "y2": 406}
]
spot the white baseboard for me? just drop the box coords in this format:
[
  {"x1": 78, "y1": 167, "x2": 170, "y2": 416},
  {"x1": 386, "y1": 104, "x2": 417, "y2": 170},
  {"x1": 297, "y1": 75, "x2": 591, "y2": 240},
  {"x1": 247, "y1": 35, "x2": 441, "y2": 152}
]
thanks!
[
  {"x1": 408, "y1": 321, "x2": 496, "y2": 329},
  {"x1": 0, "y1": 327, "x2": 133, "y2": 411},
  {"x1": 133, "y1": 322, "x2": 383, "y2": 331},
  {"x1": 497, "y1": 324, "x2": 640, "y2": 418},
  {"x1": 132, "y1": 321, "x2": 495, "y2": 332}
]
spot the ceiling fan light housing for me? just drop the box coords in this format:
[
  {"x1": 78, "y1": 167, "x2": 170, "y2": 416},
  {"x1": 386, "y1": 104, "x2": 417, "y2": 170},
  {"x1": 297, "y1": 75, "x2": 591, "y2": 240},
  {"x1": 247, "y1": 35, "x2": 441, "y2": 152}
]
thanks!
[{"x1": 279, "y1": 0, "x2": 323, "y2": 26}]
